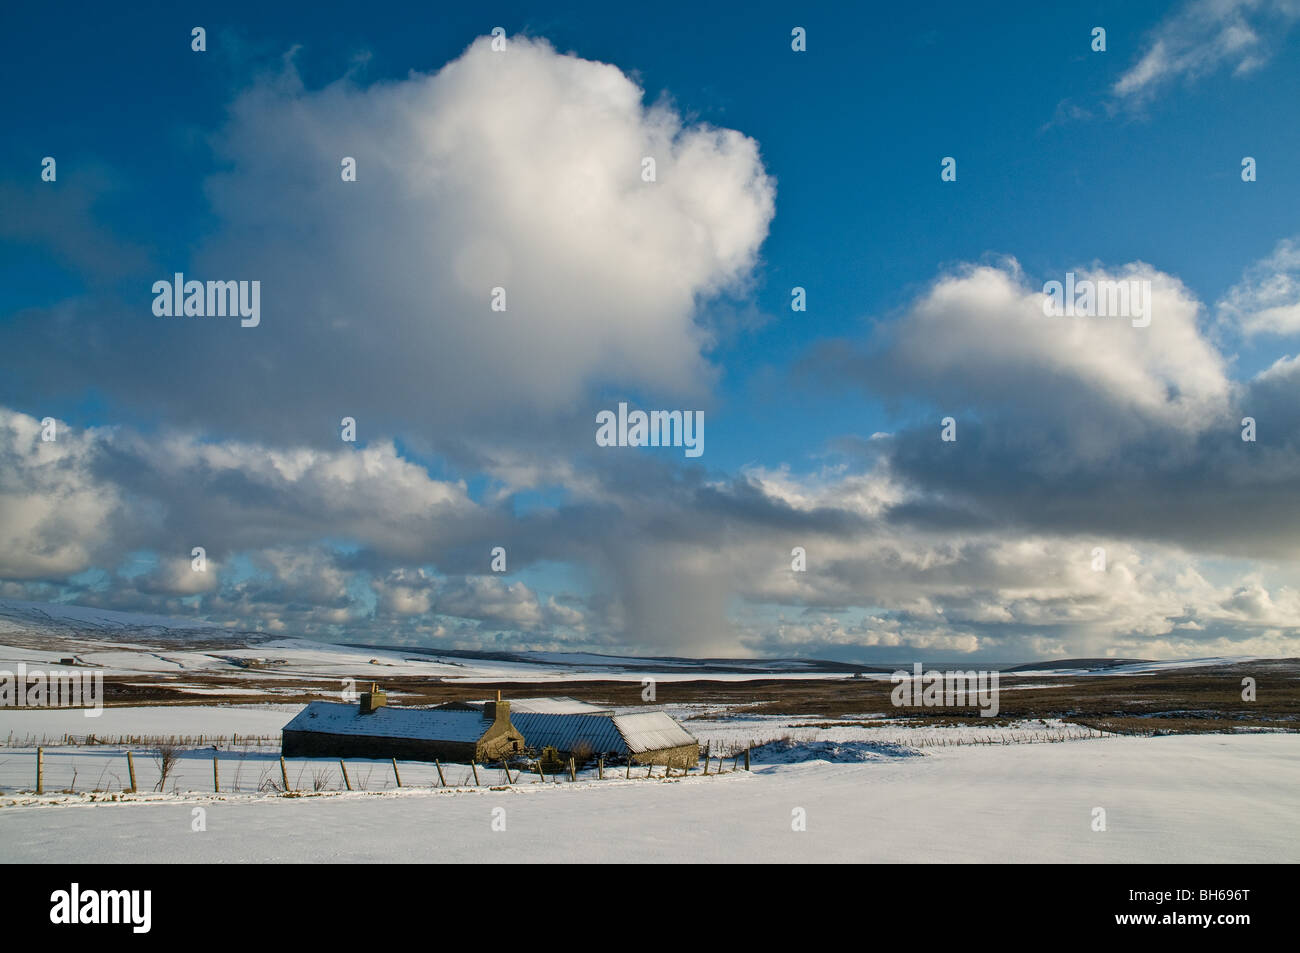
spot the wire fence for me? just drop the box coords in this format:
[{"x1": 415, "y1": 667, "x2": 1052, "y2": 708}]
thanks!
[{"x1": 3, "y1": 744, "x2": 749, "y2": 798}]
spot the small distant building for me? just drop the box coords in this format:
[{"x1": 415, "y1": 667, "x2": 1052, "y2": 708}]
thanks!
[
  {"x1": 435, "y1": 696, "x2": 612, "y2": 716},
  {"x1": 281, "y1": 686, "x2": 524, "y2": 763}
]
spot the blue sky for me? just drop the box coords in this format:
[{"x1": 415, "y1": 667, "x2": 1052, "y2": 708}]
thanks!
[
  {"x1": 4, "y1": 1, "x2": 1300, "y2": 662},
  {"x1": 6, "y1": 2, "x2": 1300, "y2": 465}
]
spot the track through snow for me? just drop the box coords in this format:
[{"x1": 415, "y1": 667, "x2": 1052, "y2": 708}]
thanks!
[{"x1": 1, "y1": 734, "x2": 1295, "y2": 862}]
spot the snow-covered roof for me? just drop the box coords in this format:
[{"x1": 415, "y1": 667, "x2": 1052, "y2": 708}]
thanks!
[
  {"x1": 612, "y1": 711, "x2": 698, "y2": 754},
  {"x1": 283, "y1": 701, "x2": 490, "y2": 742}
]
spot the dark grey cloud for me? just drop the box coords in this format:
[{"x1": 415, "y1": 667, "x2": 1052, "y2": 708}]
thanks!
[{"x1": 807, "y1": 258, "x2": 1300, "y2": 560}]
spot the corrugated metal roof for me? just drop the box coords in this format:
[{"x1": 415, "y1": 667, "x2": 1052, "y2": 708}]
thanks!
[
  {"x1": 283, "y1": 701, "x2": 490, "y2": 742},
  {"x1": 612, "y1": 711, "x2": 698, "y2": 753},
  {"x1": 512, "y1": 710, "x2": 697, "y2": 755},
  {"x1": 511, "y1": 713, "x2": 627, "y2": 754}
]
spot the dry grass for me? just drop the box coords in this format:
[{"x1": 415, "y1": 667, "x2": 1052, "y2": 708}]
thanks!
[{"x1": 153, "y1": 743, "x2": 180, "y2": 793}]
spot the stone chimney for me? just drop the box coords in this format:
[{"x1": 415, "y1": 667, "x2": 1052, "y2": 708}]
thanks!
[
  {"x1": 359, "y1": 682, "x2": 387, "y2": 714},
  {"x1": 483, "y1": 689, "x2": 509, "y2": 725}
]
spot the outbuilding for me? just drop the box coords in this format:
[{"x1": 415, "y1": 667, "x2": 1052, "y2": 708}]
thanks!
[
  {"x1": 514, "y1": 710, "x2": 699, "y2": 768},
  {"x1": 440, "y1": 698, "x2": 699, "y2": 768}
]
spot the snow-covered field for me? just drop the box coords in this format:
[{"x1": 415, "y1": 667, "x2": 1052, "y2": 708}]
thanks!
[
  {"x1": 1, "y1": 704, "x2": 300, "y2": 742},
  {"x1": 2, "y1": 602, "x2": 1294, "y2": 863},
  {"x1": 1, "y1": 734, "x2": 1294, "y2": 863},
  {"x1": 0, "y1": 636, "x2": 863, "y2": 684},
  {"x1": 0, "y1": 703, "x2": 1103, "y2": 750}
]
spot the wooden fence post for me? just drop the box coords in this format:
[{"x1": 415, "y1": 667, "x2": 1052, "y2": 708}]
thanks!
[
  {"x1": 625, "y1": 759, "x2": 631, "y2": 779},
  {"x1": 434, "y1": 759, "x2": 446, "y2": 787},
  {"x1": 213, "y1": 756, "x2": 220, "y2": 793},
  {"x1": 126, "y1": 750, "x2": 137, "y2": 793},
  {"x1": 280, "y1": 756, "x2": 290, "y2": 792},
  {"x1": 470, "y1": 761, "x2": 480, "y2": 786},
  {"x1": 392, "y1": 758, "x2": 403, "y2": 788},
  {"x1": 598, "y1": 757, "x2": 604, "y2": 780},
  {"x1": 36, "y1": 747, "x2": 44, "y2": 794},
  {"x1": 536, "y1": 760, "x2": 546, "y2": 783},
  {"x1": 744, "y1": 747, "x2": 750, "y2": 771},
  {"x1": 568, "y1": 757, "x2": 576, "y2": 782},
  {"x1": 500, "y1": 759, "x2": 512, "y2": 785},
  {"x1": 340, "y1": 759, "x2": 352, "y2": 791}
]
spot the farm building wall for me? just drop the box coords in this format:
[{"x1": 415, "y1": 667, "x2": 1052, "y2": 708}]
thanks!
[
  {"x1": 282, "y1": 730, "x2": 479, "y2": 763},
  {"x1": 632, "y1": 742, "x2": 700, "y2": 768}
]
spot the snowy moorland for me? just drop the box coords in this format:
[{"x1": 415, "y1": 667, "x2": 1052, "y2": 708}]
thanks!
[{"x1": 2, "y1": 601, "x2": 1296, "y2": 863}]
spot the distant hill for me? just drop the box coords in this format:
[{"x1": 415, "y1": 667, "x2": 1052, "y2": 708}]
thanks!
[
  {"x1": 349, "y1": 644, "x2": 893, "y2": 676},
  {"x1": 0, "y1": 598, "x2": 264, "y2": 644},
  {"x1": 0, "y1": 600, "x2": 1276, "y2": 677},
  {"x1": 1004, "y1": 658, "x2": 1154, "y2": 672}
]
